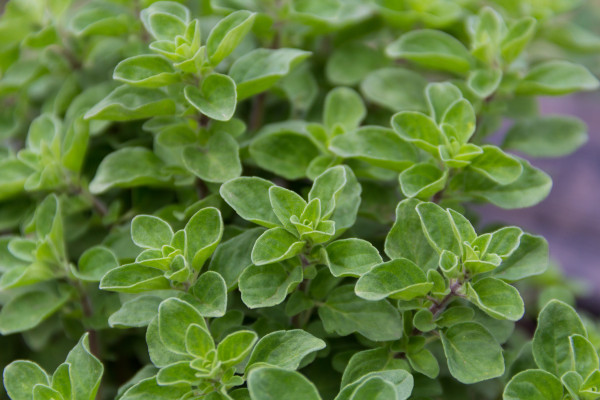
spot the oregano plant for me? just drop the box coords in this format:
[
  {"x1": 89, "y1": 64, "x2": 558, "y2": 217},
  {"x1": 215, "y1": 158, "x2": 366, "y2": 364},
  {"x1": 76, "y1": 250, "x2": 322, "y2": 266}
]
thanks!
[{"x1": 1, "y1": 0, "x2": 599, "y2": 399}]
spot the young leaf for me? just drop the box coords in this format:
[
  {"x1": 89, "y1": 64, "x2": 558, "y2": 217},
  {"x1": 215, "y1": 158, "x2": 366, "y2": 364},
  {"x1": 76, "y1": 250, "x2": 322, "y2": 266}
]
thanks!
[
  {"x1": 391, "y1": 111, "x2": 446, "y2": 155},
  {"x1": 251, "y1": 227, "x2": 305, "y2": 265},
  {"x1": 3, "y1": 360, "x2": 49, "y2": 400},
  {"x1": 469, "y1": 145, "x2": 523, "y2": 185},
  {"x1": 323, "y1": 87, "x2": 366, "y2": 133},
  {"x1": 247, "y1": 330, "x2": 326, "y2": 371},
  {"x1": 398, "y1": 163, "x2": 448, "y2": 199},
  {"x1": 493, "y1": 234, "x2": 549, "y2": 281},
  {"x1": 113, "y1": 55, "x2": 179, "y2": 88},
  {"x1": 131, "y1": 215, "x2": 174, "y2": 249},
  {"x1": 206, "y1": 11, "x2": 256, "y2": 66},
  {"x1": 569, "y1": 334, "x2": 599, "y2": 379},
  {"x1": 158, "y1": 298, "x2": 206, "y2": 354},
  {"x1": 184, "y1": 74, "x2": 237, "y2": 121},
  {"x1": 217, "y1": 330, "x2": 258, "y2": 367},
  {"x1": 190, "y1": 271, "x2": 227, "y2": 317},
  {"x1": 415, "y1": 202, "x2": 461, "y2": 255},
  {"x1": 100, "y1": 263, "x2": 171, "y2": 293},
  {"x1": 74, "y1": 246, "x2": 119, "y2": 282},
  {"x1": 440, "y1": 322, "x2": 504, "y2": 383},
  {"x1": 65, "y1": 333, "x2": 104, "y2": 400},
  {"x1": 184, "y1": 207, "x2": 223, "y2": 269},
  {"x1": 140, "y1": 2, "x2": 189, "y2": 41}
]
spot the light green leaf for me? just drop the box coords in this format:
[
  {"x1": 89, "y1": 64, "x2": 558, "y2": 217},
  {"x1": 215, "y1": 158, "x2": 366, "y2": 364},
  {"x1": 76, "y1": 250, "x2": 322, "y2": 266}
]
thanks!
[
  {"x1": 247, "y1": 367, "x2": 322, "y2": 400},
  {"x1": 318, "y1": 285, "x2": 402, "y2": 341},
  {"x1": 360, "y1": 68, "x2": 428, "y2": 112},
  {"x1": 206, "y1": 10, "x2": 256, "y2": 65},
  {"x1": 329, "y1": 126, "x2": 419, "y2": 172},
  {"x1": 73, "y1": 246, "x2": 119, "y2": 282},
  {"x1": 386, "y1": 30, "x2": 473, "y2": 74},
  {"x1": 415, "y1": 202, "x2": 460, "y2": 255},
  {"x1": 326, "y1": 41, "x2": 389, "y2": 86},
  {"x1": 467, "y1": 69, "x2": 502, "y2": 98},
  {"x1": 503, "y1": 115, "x2": 588, "y2": 158},
  {"x1": 113, "y1": 55, "x2": 179, "y2": 88},
  {"x1": 209, "y1": 228, "x2": 264, "y2": 289},
  {"x1": 89, "y1": 147, "x2": 170, "y2": 194},
  {"x1": 341, "y1": 348, "x2": 405, "y2": 388},
  {"x1": 190, "y1": 271, "x2": 227, "y2": 317},
  {"x1": 426, "y1": 82, "x2": 463, "y2": 124},
  {"x1": 185, "y1": 207, "x2": 223, "y2": 269},
  {"x1": 3, "y1": 361, "x2": 49, "y2": 400},
  {"x1": 0, "y1": 285, "x2": 72, "y2": 334},
  {"x1": 451, "y1": 160, "x2": 552, "y2": 209},
  {"x1": 309, "y1": 165, "x2": 347, "y2": 219},
  {"x1": 324, "y1": 238, "x2": 382, "y2": 277},
  {"x1": 269, "y1": 186, "x2": 307, "y2": 233},
  {"x1": 251, "y1": 227, "x2": 304, "y2": 265},
  {"x1": 183, "y1": 131, "x2": 241, "y2": 183},
  {"x1": 84, "y1": 86, "x2": 176, "y2": 121},
  {"x1": 140, "y1": 2, "x2": 189, "y2": 41},
  {"x1": 158, "y1": 298, "x2": 206, "y2": 354},
  {"x1": 466, "y1": 277, "x2": 524, "y2": 321},
  {"x1": 441, "y1": 99, "x2": 476, "y2": 144},
  {"x1": 440, "y1": 322, "x2": 504, "y2": 383},
  {"x1": 65, "y1": 333, "x2": 104, "y2": 400},
  {"x1": 229, "y1": 48, "x2": 312, "y2": 100},
  {"x1": 533, "y1": 300, "x2": 587, "y2": 376},
  {"x1": 108, "y1": 295, "x2": 164, "y2": 328},
  {"x1": 239, "y1": 260, "x2": 303, "y2": 308},
  {"x1": 413, "y1": 309, "x2": 436, "y2": 332},
  {"x1": 503, "y1": 369, "x2": 563, "y2": 400},
  {"x1": 100, "y1": 263, "x2": 170, "y2": 293},
  {"x1": 569, "y1": 334, "x2": 598, "y2": 379},
  {"x1": 324, "y1": 87, "x2": 366, "y2": 132},
  {"x1": 250, "y1": 130, "x2": 320, "y2": 180},
  {"x1": 399, "y1": 163, "x2": 448, "y2": 199},
  {"x1": 350, "y1": 377, "x2": 396, "y2": 400},
  {"x1": 147, "y1": 317, "x2": 192, "y2": 368},
  {"x1": 355, "y1": 259, "x2": 433, "y2": 301},
  {"x1": 385, "y1": 199, "x2": 438, "y2": 271},
  {"x1": 336, "y1": 370, "x2": 413, "y2": 400},
  {"x1": 156, "y1": 361, "x2": 197, "y2": 386},
  {"x1": 131, "y1": 215, "x2": 173, "y2": 249},
  {"x1": 184, "y1": 74, "x2": 237, "y2": 121},
  {"x1": 516, "y1": 61, "x2": 599, "y2": 95},
  {"x1": 407, "y1": 347, "x2": 439, "y2": 379},
  {"x1": 247, "y1": 330, "x2": 326, "y2": 371},
  {"x1": 219, "y1": 177, "x2": 280, "y2": 228},
  {"x1": 391, "y1": 111, "x2": 445, "y2": 155},
  {"x1": 469, "y1": 145, "x2": 523, "y2": 185},
  {"x1": 217, "y1": 330, "x2": 258, "y2": 367},
  {"x1": 501, "y1": 17, "x2": 537, "y2": 63},
  {"x1": 32, "y1": 385, "x2": 64, "y2": 400},
  {"x1": 121, "y1": 376, "x2": 190, "y2": 400},
  {"x1": 493, "y1": 234, "x2": 548, "y2": 281},
  {"x1": 185, "y1": 323, "x2": 215, "y2": 358}
]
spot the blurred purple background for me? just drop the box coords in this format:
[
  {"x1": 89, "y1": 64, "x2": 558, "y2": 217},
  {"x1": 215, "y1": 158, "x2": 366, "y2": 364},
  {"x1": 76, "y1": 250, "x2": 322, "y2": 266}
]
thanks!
[{"x1": 481, "y1": 93, "x2": 600, "y2": 290}]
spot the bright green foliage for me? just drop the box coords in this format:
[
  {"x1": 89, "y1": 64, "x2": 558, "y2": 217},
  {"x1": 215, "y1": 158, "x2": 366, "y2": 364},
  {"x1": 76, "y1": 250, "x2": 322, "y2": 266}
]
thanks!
[{"x1": 1, "y1": 0, "x2": 599, "y2": 399}]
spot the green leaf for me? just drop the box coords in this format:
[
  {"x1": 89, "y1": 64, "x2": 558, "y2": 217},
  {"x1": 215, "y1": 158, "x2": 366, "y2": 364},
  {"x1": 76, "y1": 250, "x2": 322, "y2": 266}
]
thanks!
[
  {"x1": 247, "y1": 367, "x2": 322, "y2": 400},
  {"x1": 533, "y1": 300, "x2": 587, "y2": 376},
  {"x1": 184, "y1": 74, "x2": 237, "y2": 121},
  {"x1": 469, "y1": 145, "x2": 523, "y2": 185},
  {"x1": 324, "y1": 87, "x2": 366, "y2": 133},
  {"x1": 493, "y1": 234, "x2": 548, "y2": 281},
  {"x1": 251, "y1": 227, "x2": 305, "y2": 265},
  {"x1": 441, "y1": 99, "x2": 476, "y2": 144},
  {"x1": 247, "y1": 330, "x2": 326, "y2": 371},
  {"x1": 131, "y1": 215, "x2": 173, "y2": 249},
  {"x1": 326, "y1": 41, "x2": 389, "y2": 86},
  {"x1": 73, "y1": 246, "x2": 119, "y2": 282},
  {"x1": 113, "y1": 55, "x2": 179, "y2": 88},
  {"x1": 0, "y1": 285, "x2": 72, "y2": 334},
  {"x1": 415, "y1": 202, "x2": 460, "y2": 255},
  {"x1": 185, "y1": 207, "x2": 223, "y2": 269},
  {"x1": 407, "y1": 348, "x2": 440, "y2": 379},
  {"x1": 569, "y1": 334, "x2": 598, "y2": 379},
  {"x1": 309, "y1": 165, "x2": 346, "y2": 219},
  {"x1": 100, "y1": 263, "x2": 170, "y2": 293},
  {"x1": 206, "y1": 10, "x2": 256, "y2": 65},
  {"x1": 250, "y1": 130, "x2": 320, "y2": 180},
  {"x1": 435, "y1": 306, "x2": 475, "y2": 328},
  {"x1": 451, "y1": 159, "x2": 552, "y2": 209},
  {"x1": 239, "y1": 260, "x2": 303, "y2": 308},
  {"x1": 503, "y1": 369, "x2": 563, "y2": 400},
  {"x1": 32, "y1": 385, "x2": 64, "y2": 400},
  {"x1": 140, "y1": 2, "x2": 189, "y2": 41},
  {"x1": 184, "y1": 131, "x2": 241, "y2": 183},
  {"x1": 385, "y1": 199, "x2": 438, "y2": 271},
  {"x1": 581, "y1": 370, "x2": 600, "y2": 399},
  {"x1": 84, "y1": 86, "x2": 176, "y2": 121},
  {"x1": 190, "y1": 271, "x2": 227, "y2": 317},
  {"x1": 341, "y1": 348, "x2": 405, "y2": 388},
  {"x1": 503, "y1": 115, "x2": 588, "y2": 158},
  {"x1": 89, "y1": 147, "x2": 170, "y2": 194},
  {"x1": 209, "y1": 227, "x2": 264, "y2": 289},
  {"x1": 220, "y1": 177, "x2": 280, "y2": 228},
  {"x1": 269, "y1": 186, "x2": 307, "y2": 233},
  {"x1": 440, "y1": 322, "x2": 504, "y2": 383},
  {"x1": 391, "y1": 111, "x2": 445, "y2": 155},
  {"x1": 3, "y1": 360, "x2": 49, "y2": 400},
  {"x1": 386, "y1": 30, "x2": 473, "y2": 74},
  {"x1": 217, "y1": 330, "x2": 258, "y2": 367},
  {"x1": 516, "y1": 61, "x2": 599, "y2": 95},
  {"x1": 467, "y1": 69, "x2": 502, "y2": 98},
  {"x1": 360, "y1": 68, "x2": 428, "y2": 112},
  {"x1": 65, "y1": 333, "x2": 104, "y2": 400},
  {"x1": 356, "y1": 259, "x2": 433, "y2": 301},
  {"x1": 108, "y1": 295, "x2": 164, "y2": 328},
  {"x1": 121, "y1": 376, "x2": 190, "y2": 400},
  {"x1": 501, "y1": 17, "x2": 537, "y2": 63},
  {"x1": 146, "y1": 317, "x2": 192, "y2": 368},
  {"x1": 186, "y1": 323, "x2": 215, "y2": 358},
  {"x1": 466, "y1": 277, "x2": 524, "y2": 321},
  {"x1": 323, "y1": 238, "x2": 382, "y2": 277},
  {"x1": 413, "y1": 309, "x2": 436, "y2": 332},
  {"x1": 329, "y1": 126, "x2": 419, "y2": 172},
  {"x1": 398, "y1": 163, "x2": 448, "y2": 199},
  {"x1": 156, "y1": 361, "x2": 197, "y2": 386},
  {"x1": 426, "y1": 82, "x2": 464, "y2": 124},
  {"x1": 318, "y1": 285, "x2": 402, "y2": 341},
  {"x1": 229, "y1": 48, "x2": 312, "y2": 100},
  {"x1": 158, "y1": 298, "x2": 206, "y2": 354},
  {"x1": 336, "y1": 370, "x2": 413, "y2": 400},
  {"x1": 349, "y1": 377, "x2": 396, "y2": 400}
]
